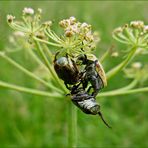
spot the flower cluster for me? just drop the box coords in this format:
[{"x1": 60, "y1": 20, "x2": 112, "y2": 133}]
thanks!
[
  {"x1": 7, "y1": 9, "x2": 100, "y2": 58},
  {"x1": 7, "y1": 8, "x2": 44, "y2": 36},
  {"x1": 59, "y1": 17, "x2": 100, "y2": 52},
  {"x1": 113, "y1": 20, "x2": 148, "y2": 49}
]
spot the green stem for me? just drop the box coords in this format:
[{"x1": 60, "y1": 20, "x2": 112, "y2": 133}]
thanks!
[
  {"x1": 26, "y1": 47, "x2": 49, "y2": 72},
  {"x1": 97, "y1": 87, "x2": 148, "y2": 98},
  {"x1": 1, "y1": 80, "x2": 147, "y2": 98},
  {"x1": 99, "y1": 46, "x2": 113, "y2": 63},
  {"x1": 33, "y1": 37, "x2": 62, "y2": 47},
  {"x1": 42, "y1": 44, "x2": 53, "y2": 63},
  {"x1": 0, "y1": 80, "x2": 61, "y2": 98},
  {"x1": 106, "y1": 46, "x2": 137, "y2": 80},
  {"x1": 34, "y1": 41, "x2": 67, "y2": 93},
  {"x1": 68, "y1": 101, "x2": 77, "y2": 148},
  {"x1": 113, "y1": 79, "x2": 138, "y2": 91},
  {"x1": 44, "y1": 29, "x2": 61, "y2": 43},
  {"x1": 0, "y1": 53, "x2": 62, "y2": 94}
]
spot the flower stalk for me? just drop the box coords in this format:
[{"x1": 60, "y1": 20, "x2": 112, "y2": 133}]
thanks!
[
  {"x1": 106, "y1": 46, "x2": 137, "y2": 80},
  {"x1": 0, "y1": 52, "x2": 62, "y2": 94},
  {"x1": 0, "y1": 80, "x2": 61, "y2": 98},
  {"x1": 97, "y1": 87, "x2": 148, "y2": 98},
  {"x1": 67, "y1": 102, "x2": 77, "y2": 148}
]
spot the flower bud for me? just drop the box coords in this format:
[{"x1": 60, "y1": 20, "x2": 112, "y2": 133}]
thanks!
[
  {"x1": 69, "y1": 16, "x2": 76, "y2": 25},
  {"x1": 23, "y1": 7, "x2": 34, "y2": 15},
  {"x1": 59, "y1": 20, "x2": 67, "y2": 28},
  {"x1": 130, "y1": 21, "x2": 144, "y2": 29},
  {"x1": 65, "y1": 30, "x2": 74, "y2": 37},
  {"x1": 7, "y1": 14, "x2": 15, "y2": 23},
  {"x1": 43, "y1": 21, "x2": 52, "y2": 28}
]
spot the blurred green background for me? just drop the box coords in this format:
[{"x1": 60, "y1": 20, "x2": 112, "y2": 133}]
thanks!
[{"x1": 0, "y1": 1, "x2": 148, "y2": 147}]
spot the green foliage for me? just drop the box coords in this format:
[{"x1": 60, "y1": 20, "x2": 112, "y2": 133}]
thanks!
[{"x1": 0, "y1": 1, "x2": 148, "y2": 147}]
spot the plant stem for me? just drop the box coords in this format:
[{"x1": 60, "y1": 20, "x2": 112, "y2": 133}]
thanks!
[
  {"x1": 97, "y1": 87, "x2": 148, "y2": 98},
  {"x1": 100, "y1": 46, "x2": 113, "y2": 63},
  {"x1": 67, "y1": 101, "x2": 77, "y2": 148},
  {"x1": 33, "y1": 37, "x2": 62, "y2": 47},
  {"x1": 106, "y1": 46, "x2": 137, "y2": 80},
  {"x1": 0, "y1": 80, "x2": 61, "y2": 98},
  {"x1": 26, "y1": 47, "x2": 49, "y2": 72},
  {"x1": 34, "y1": 40, "x2": 67, "y2": 93},
  {"x1": 0, "y1": 53, "x2": 62, "y2": 94},
  {"x1": 113, "y1": 79, "x2": 138, "y2": 91},
  {"x1": 0, "y1": 80, "x2": 147, "y2": 98}
]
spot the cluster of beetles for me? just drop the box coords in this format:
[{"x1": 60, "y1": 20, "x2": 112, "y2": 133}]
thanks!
[{"x1": 54, "y1": 52, "x2": 111, "y2": 128}]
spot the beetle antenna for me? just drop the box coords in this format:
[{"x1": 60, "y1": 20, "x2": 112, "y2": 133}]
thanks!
[{"x1": 98, "y1": 112, "x2": 112, "y2": 128}]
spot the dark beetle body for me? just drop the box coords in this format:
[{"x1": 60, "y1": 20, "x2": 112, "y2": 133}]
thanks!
[
  {"x1": 54, "y1": 53, "x2": 107, "y2": 97},
  {"x1": 71, "y1": 88, "x2": 100, "y2": 115},
  {"x1": 53, "y1": 52, "x2": 111, "y2": 128},
  {"x1": 77, "y1": 54, "x2": 107, "y2": 97},
  {"x1": 71, "y1": 86, "x2": 111, "y2": 128},
  {"x1": 54, "y1": 54, "x2": 81, "y2": 85}
]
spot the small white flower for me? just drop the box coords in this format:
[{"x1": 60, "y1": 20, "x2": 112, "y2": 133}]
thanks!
[
  {"x1": 85, "y1": 31, "x2": 94, "y2": 41},
  {"x1": 59, "y1": 19, "x2": 68, "y2": 28},
  {"x1": 81, "y1": 22, "x2": 88, "y2": 28},
  {"x1": 130, "y1": 20, "x2": 144, "y2": 29},
  {"x1": 132, "y1": 62, "x2": 142, "y2": 69},
  {"x1": 70, "y1": 24, "x2": 79, "y2": 33},
  {"x1": 7, "y1": 14, "x2": 15, "y2": 23},
  {"x1": 65, "y1": 30, "x2": 74, "y2": 37},
  {"x1": 43, "y1": 21, "x2": 52, "y2": 28},
  {"x1": 23, "y1": 7, "x2": 34, "y2": 15},
  {"x1": 69, "y1": 16, "x2": 76, "y2": 25}
]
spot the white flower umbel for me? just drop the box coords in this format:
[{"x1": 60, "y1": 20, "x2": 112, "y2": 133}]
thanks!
[{"x1": 112, "y1": 20, "x2": 148, "y2": 49}]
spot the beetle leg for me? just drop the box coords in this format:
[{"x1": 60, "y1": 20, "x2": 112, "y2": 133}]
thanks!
[
  {"x1": 53, "y1": 51, "x2": 60, "y2": 62},
  {"x1": 71, "y1": 82, "x2": 82, "y2": 94},
  {"x1": 64, "y1": 82, "x2": 72, "y2": 90},
  {"x1": 82, "y1": 78, "x2": 88, "y2": 90},
  {"x1": 89, "y1": 75, "x2": 103, "y2": 97},
  {"x1": 71, "y1": 94, "x2": 87, "y2": 101},
  {"x1": 87, "y1": 86, "x2": 93, "y2": 94}
]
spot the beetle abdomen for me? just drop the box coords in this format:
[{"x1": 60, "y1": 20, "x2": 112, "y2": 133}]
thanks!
[
  {"x1": 71, "y1": 89, "x2": 100, "y2": 115},
  {"x1": 76, "y1": 98, "x2": 100, "y2": 115},
  {"x1": 54, "y1": 57, "x2": 79, "y2": 84}
]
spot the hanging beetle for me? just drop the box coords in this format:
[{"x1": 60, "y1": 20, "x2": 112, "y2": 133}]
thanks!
[
  {"x1": 71, "y1": 85, "x2": 111, "y2": 128},
  {"x1": 54, "y1": 52, "x2": 111, "y2": 128},
  {"x1": 76, "y1": 54, "x2": 107, "y2": 97}
]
